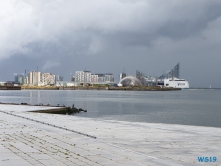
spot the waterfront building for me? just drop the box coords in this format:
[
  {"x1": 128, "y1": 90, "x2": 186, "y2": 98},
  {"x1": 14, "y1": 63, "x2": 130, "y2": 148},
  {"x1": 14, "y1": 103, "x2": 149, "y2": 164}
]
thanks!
[
  {"x1": 14, "y1": 75, "x2": 24, "y2": 85},
  {"x1": 0, "y1": 82, "x2": 5, "y2": 86},
  {"x1": 91, "y1": 74, "x2": 98, "y2": 82},
  {"x1": 55, "y1": 75, "x2": 63, "y2": 84},
  {"x1": 91, "y1": 73, "x2": 114, "y2": 83},
  {"x1": 120, "y1": 73, "x2": 127, "y2": 81},
  {"x1": 75, "y1": 71, "x2": 91, "y2": 83},
  {"x1": 24, "y1": 77, "x2": 28, "y2": 85},
  {"x1": 105, "y1": 73, "x2": 114, "y2": 82},
  {"x1": 136, "y1": 70, "x2": 147, "y2": 85},
  {"x1": 27, "y1": 71, "x2": 55, "y2": 86},
  {"x1": 71, "y1": 76, "x2": 75, "y2": 82},
  {"x1": 41, "y1": 73, "x2": 55, "y2": 85},
  {"x1": 28, "y1": 71, "x2": 41, "y2": 86},
  {"x1": 159, "y1": 63, "x2": 180, "y2": 79},
  {"x1": 95, "y1": 74, "x2": 105, "y2": 82},
  {"x1": 56, "y1": 75, "x2": 63, "y2": 82},
  {"x1": 74, "y1": 71, "x2": 115, "y2": 84},
  {"x1": 55, "y1": 81, "x2": 78, "y2": 87},
  {"x1": 55, "y1": 75, "x2": 63, "y2": 86},
  {"x1": 119, "y1": 76, "x2": 142, "y2": 87},
  {"x1": 136, "y1": 63, "x2": 187, "y2": 87},
  {"x1": 55, "y1": 75, "x2": 62, "y2": 86},
  {"x1": 135, "y1": 70, "x2": 157, "y2": 86}
]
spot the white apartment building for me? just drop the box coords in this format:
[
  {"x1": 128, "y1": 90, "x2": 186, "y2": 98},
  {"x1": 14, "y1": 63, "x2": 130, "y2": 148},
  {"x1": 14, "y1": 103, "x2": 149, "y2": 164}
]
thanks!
[
  {"x1": 105, "y1": 73, "x2": 114, "y2": 82},
  {"x1": 96, "y1": 74, "x2": 105, "y2": 82},
  {"x1": 28, "y1": 71, "x2": 55, "y2": 86},
  {"x1": 91, "y1": 74, "x2": 98, "y2": 82},
  {"x1": 41, "y1": 73, "x2": 55, "y2": 85},
  {"x1": 94, "y1": 73, "x2": 114, "y2": 83},
  {"x1": 75, "y1": 71, "x2": 91, "y2": 83},
  {"x1": 75, "y1": 71, "x2": 114, "y2": 83},
  {"x1": 28, "y1": 71, "x2": 41, "y2": 86}
]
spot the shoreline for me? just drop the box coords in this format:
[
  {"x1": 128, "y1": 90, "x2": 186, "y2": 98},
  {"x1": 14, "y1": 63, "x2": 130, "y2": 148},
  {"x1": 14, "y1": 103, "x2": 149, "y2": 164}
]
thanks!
[
  {"x1": 2, "y1": 85, "x2": 221, "y2": 91},
  {"x1": 21, "y1": 85, "x2": 181, "y2": 91}
]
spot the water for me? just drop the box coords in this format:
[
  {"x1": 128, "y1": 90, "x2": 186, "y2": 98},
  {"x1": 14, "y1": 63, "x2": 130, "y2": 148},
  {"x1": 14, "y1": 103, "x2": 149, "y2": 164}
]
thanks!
[{"x1": 0, "y1": 89, "x2": 221, "y2": 128}]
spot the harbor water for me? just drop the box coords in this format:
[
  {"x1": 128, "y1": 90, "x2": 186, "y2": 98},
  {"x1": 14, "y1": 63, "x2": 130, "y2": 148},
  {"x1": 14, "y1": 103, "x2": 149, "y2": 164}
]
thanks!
[{"x1": 0, "y1": 89, "x2": 221, "y2": 128}]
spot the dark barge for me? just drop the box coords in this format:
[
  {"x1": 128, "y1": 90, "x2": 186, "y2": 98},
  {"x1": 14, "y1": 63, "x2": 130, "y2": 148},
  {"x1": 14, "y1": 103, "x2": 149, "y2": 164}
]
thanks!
[{"x1": 0, "y1": 86, "x2": 21, "y2": 90}]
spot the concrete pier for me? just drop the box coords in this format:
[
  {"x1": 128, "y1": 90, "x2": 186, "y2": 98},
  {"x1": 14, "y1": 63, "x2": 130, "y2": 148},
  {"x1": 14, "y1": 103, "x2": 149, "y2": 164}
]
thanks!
[{"x1": 0, "y1": 105, "x2": 220, "y2": 165}]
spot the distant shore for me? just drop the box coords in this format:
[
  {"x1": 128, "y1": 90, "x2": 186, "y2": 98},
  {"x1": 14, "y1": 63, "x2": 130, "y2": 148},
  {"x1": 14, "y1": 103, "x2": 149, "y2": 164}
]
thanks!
[
  {"x1": 1, "y1": 85, "x2": 220, "y2": 90},
  {"x1": 0, "y1": 85, "x2": 21, "y2": 90},
  {"x1": 20, "y1": 85, "x2": 181, "y2": 91},
  {"x1": 189, "y1": 87, "x2": 221, "y2": 90}
]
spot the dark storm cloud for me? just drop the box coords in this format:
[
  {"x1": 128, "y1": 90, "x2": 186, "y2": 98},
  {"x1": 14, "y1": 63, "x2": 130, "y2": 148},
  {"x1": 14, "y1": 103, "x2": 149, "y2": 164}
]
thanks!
[
  {"x1": 0, "y1": 0, "x2": 221, "y2": 87},
  {"x1": 158, "y1": 2, "x2": 221, "y2": 39}
]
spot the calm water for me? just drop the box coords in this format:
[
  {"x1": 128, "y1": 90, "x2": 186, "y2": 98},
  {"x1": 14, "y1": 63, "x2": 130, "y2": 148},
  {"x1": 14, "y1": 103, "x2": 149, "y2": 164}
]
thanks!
[{"x1": 0, "y1": 89, "x2": 221, "y2": 128}]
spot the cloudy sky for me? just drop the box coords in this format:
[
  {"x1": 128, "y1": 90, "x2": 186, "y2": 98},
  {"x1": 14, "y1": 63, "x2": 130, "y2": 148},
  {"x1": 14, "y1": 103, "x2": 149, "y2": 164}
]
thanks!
[{"x1": 0, "y1": 0, "x2": 221, "y2": 88}]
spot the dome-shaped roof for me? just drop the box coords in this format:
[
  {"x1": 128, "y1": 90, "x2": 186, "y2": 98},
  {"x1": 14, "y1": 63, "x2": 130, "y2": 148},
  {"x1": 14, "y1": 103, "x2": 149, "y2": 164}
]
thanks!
[{"x1": 119, "y1": 76, "x2": 142, "y2": 86}]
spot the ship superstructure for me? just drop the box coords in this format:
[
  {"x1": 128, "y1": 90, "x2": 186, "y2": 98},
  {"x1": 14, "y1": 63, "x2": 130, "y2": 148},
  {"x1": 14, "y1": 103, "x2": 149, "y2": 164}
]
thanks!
[{"x1": 162, "y1": 77, "x2": 189, "y2": 89}]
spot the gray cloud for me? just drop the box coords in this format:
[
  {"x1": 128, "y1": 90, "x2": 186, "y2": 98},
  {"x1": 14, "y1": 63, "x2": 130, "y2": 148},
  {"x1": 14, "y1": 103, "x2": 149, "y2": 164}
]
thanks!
[
  {"x1": 0, "y1": 0, "x2": 221, "y2": 87},
  {"x1": 42, "y1": 60, "x2": 61, "y2": 71}
]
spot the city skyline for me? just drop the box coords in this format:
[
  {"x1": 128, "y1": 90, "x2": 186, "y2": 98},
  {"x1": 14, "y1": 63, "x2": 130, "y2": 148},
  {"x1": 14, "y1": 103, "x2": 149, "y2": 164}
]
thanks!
[
  {"x1": 0, "y1": 1, "x2": 221, "y2": 88},
  {"x1": 10, "y1": 69, "x2": 116, "y2": 85},
  {"x1": 5, "y1": 63, "x2": 177, "y2": 84}
]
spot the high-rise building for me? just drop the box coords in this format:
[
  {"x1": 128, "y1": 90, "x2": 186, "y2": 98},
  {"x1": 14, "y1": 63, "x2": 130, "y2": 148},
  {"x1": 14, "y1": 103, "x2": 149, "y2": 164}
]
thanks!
[
  {"x1": 28, "y1": 71, "x2": 41, "y2": 86},
  {"x1": 71, "y1": 76, "x2": 75, "y2": 82},
  {"x1": 75, "y1": 71, "x2": 91, "y2": 83},
  {"x1": 27, "y1": 71, "x2": 55, "y2": 85},
  {"x1": 14, "y1": 75, "x2": 24, "y2": 85},
  {"x1": 55, "y1": 75, "x2": 63, "y2": 84},
  {"x1": 159, "y1": 63, "x2": 180, "y2": 79},
  {"x1": 136, "y1": 70, "x2": 147, "y2": 85},
  {"x1": 120, "y1": 73, "x2": 127, "y2": 81},
  {"x1": 41, "y1": 73, "x2": 55, "y2": 85},
  {"x1": 24, "y1": 77, "x2": 28, "y2": 85},
  {"x1": 54, "y1": 75, "x2": 64, "y2": 86}
]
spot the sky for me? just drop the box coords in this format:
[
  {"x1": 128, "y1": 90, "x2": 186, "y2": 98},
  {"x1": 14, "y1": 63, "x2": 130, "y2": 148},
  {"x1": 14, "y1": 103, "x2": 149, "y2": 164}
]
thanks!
[{"x1": 0, "y1": 0, "x2": 221, "y2": 88}]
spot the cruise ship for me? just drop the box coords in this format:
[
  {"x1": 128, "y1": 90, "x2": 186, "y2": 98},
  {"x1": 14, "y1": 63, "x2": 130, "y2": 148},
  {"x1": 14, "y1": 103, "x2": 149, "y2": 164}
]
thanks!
[
  {"x1": 161, "y1": 77, "x2": 189, "y2": 89},
  {"x1": 136, "y1": 63, "x2": 189, "y2": 89}
]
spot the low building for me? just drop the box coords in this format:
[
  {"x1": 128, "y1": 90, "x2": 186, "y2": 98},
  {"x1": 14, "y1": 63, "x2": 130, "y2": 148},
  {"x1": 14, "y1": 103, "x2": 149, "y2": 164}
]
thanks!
[
  {"x1": 0, "y1": 82, "x2": 5, "y2": 86},
  {"x1": 55, "y1": 81, "x2": 78, "y2": 87}
]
